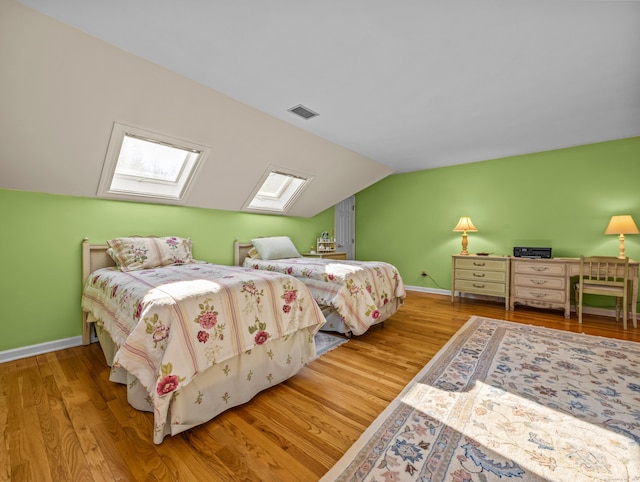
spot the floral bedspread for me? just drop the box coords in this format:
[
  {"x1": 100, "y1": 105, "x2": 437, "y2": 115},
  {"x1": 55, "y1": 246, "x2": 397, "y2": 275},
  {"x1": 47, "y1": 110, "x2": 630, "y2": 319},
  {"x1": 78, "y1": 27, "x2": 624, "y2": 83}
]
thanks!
[
  {"x1": 81, "y1": 262, "x2": 325, "y2": 438},
  {"x1": 243, "y1": 257, "x2": 405, "y2": 335}
]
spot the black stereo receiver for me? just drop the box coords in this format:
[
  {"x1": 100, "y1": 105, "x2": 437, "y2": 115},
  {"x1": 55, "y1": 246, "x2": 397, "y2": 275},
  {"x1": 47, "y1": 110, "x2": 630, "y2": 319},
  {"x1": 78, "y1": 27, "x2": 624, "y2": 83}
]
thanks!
[{"x1": 513, "y1": 247, "x2": 552, "y2": 259}]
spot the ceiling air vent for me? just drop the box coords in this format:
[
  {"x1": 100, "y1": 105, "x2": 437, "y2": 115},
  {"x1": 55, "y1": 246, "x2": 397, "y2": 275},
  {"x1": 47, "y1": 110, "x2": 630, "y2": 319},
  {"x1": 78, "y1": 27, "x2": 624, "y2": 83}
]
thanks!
[{"x1": 287, "y1": 104, "x2": 319, "y2": 120}]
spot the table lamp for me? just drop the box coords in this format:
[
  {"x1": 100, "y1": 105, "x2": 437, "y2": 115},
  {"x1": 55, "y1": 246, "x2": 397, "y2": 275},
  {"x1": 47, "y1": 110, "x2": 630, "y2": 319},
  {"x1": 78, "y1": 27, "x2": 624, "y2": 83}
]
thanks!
[
  {"x1": 604, "y1": 214, "x2": 639, "y2": 258},
  {"x1": 453, "y1": 216, "x2": 478, "y2": 255}
]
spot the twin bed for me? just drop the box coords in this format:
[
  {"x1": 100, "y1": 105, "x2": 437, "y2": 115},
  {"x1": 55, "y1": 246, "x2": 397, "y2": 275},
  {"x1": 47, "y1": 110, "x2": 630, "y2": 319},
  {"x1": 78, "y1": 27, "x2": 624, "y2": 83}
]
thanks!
[
  {"x1": 81, "y1": 235, "x2": 405, "y2": 444},
  {"x1": 81, "y1": 237, "x2": 326, "y2": 444},
  {"x1": 234, "y1": 237, "x2": 406, "y2": 337}
]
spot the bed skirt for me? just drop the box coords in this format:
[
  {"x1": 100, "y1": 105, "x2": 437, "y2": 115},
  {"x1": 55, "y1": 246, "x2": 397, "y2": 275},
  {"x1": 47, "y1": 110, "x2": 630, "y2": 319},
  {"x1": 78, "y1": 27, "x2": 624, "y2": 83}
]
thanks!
[
  {"x1": 319, "y1": 296, "x2": 403, "y2": 336},
  {"x1": 91, "y1": 315, "x2": 316, "y2": 443}
]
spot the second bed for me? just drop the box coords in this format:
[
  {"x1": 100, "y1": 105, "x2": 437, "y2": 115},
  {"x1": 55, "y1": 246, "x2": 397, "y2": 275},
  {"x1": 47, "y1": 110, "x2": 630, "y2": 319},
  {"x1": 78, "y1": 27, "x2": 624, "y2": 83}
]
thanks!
[{"x1": 234, "y1": 238, "x2": 405, "y2": 336}]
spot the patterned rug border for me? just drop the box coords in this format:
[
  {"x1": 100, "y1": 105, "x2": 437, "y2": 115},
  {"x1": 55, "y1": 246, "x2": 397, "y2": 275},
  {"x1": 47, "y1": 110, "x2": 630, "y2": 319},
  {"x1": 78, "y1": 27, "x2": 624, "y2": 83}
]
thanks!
[
  {"x1": 321, "y1": 315, "x2": 640, "y2": 481},
  {"x1": 320, "y1": 315, "x2": 484, "y2": 481}
]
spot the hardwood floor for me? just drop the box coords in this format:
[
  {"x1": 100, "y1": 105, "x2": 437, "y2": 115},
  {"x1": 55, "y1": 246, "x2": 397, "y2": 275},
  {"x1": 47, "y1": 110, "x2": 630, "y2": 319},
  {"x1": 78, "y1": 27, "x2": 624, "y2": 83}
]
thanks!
[{"x1": 2, "y1": 291, "x2": 639, "y2": 481}]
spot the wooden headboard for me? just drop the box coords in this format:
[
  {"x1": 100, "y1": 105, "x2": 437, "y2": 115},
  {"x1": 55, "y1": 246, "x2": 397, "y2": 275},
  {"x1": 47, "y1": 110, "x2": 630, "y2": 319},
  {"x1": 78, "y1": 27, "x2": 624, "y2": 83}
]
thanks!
[
  {"x1": 81, "y1": 238, "x2": 116, "y2": 345},
  {"x1": 83, "y1": 239, "x2": 254, "y2": 344},
  {"x1": 82, "y1": 237, "x2": 115, "y2": 282},
  {"x1": 234, "y1": 240, "x2": 254, "y2": 266}
]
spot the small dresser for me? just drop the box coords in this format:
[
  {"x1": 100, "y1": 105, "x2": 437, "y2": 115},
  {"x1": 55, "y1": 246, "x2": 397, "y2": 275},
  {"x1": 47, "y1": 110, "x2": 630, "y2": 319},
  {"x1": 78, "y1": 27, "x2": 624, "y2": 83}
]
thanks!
[
  {"x1": 302, "y1": 252, "x2": 348, "y2": 260},
  {"x1": 510, "y1": 258, "x2": 569, "y2": 318},
  {"x1": 451, "y1": 255, "x2": 510, "y2": 309}
]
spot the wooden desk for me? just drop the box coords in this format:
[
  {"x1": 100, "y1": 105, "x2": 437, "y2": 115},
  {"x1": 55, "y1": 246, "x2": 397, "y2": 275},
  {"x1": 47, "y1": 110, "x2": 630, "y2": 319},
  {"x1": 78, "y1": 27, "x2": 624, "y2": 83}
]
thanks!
[{"x1": 510, "y1": 257, "x2": 638, "y2": 326}]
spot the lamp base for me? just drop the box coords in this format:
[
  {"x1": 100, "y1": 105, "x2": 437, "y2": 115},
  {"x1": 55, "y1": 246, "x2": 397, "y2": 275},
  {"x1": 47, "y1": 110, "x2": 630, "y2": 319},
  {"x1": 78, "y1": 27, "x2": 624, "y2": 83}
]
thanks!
[
  {"x1": 618, "y1": 234, "x2": 626, "y2": 259},
  {"x1": 460, "y1": 232, "x2": 469, "y2": 255}
]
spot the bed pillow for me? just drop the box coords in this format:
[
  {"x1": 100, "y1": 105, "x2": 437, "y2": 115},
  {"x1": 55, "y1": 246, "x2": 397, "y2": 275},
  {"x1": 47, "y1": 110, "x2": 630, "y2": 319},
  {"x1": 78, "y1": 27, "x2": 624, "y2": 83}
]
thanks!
[
  {"x1": 105, "y1": 248, "x2": 122, "y2": 269},
  {"x1": 251, "y1": 236, "x2": 302, "y2": 260},
  {"x1": 107, "y1": 236, "x2": 193, "y2": 271},
  {"x1": 247, "y1": 247, "x2": 261, "y2": 259}
]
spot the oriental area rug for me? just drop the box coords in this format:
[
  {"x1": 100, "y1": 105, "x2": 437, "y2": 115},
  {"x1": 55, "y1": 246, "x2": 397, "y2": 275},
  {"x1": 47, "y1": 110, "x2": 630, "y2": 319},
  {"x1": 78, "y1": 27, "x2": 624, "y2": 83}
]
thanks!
[{"x1": 321, "y1": 316, "x2": 640, "y2": 482}]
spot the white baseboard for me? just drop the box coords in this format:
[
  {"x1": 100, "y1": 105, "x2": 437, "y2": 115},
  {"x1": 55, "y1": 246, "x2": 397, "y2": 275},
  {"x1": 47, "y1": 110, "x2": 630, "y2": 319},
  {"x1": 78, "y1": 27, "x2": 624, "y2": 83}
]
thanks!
[
  {"x1": 0, "y1": 336, "x2": 83, "y2": 364},
  {"x1": 405, "y1": 285, "x2": 450, "y2": 296},
  {"x1": 404, "y1": 286, "x2": 631, "y2": 321},
  {"x1": 0, "y1": 326, "x2": 98, "y2": 364}
]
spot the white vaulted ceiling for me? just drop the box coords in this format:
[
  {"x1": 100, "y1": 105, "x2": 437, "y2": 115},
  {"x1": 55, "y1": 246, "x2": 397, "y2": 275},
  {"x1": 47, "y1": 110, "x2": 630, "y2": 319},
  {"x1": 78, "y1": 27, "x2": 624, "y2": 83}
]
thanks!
[{"x1": 3, "y1": 0, "x2": 639, "y2": 215}]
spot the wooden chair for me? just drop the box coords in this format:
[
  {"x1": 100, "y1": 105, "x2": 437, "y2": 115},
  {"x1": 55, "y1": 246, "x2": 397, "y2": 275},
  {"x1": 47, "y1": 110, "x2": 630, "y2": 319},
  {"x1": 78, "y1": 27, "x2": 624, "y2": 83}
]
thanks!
[{"x1": 577, "y1": 256, "x2": 631, "y2": 329}]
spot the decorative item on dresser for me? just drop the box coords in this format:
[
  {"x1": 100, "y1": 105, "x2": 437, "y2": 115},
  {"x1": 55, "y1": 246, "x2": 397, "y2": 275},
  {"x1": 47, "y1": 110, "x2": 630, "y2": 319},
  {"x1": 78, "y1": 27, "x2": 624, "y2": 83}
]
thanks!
[
  {"x1": 316, "y1": 236, "x2": 337, "y2": 253},
  {"x1": 452, "y1": 216, "x2": 478, "y2": 255},
  {"x1": 451, "y1": 254, "x2": 510, "y2": 309}
]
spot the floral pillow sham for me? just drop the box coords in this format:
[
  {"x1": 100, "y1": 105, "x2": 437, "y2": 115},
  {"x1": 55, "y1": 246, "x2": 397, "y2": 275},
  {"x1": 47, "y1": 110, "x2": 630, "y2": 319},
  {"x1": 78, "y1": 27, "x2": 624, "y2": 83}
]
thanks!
[{"x1": 107, "y1": 236, "x2": 193, "y2": 271}]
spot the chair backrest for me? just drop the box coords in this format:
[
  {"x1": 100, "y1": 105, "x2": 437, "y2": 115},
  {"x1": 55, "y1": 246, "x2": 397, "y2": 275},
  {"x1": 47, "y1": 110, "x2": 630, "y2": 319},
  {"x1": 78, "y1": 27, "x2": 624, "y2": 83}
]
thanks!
[{"x1": 579, "y1": 256, "x2": 629, "y2": 287}]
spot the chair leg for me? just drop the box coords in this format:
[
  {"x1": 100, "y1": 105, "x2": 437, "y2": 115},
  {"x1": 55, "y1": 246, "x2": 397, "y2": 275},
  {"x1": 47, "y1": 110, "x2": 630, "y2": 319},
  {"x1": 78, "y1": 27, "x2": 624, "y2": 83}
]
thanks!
[
  {"x1": 623, "y1": 293, "x2": 628, "y2": 330},
  {"x1": 632, "y1": 288, "x2": 637, "y2": 330},
  {"x1": 578, "y1": 285, "x2": 583, "y2": 324}
]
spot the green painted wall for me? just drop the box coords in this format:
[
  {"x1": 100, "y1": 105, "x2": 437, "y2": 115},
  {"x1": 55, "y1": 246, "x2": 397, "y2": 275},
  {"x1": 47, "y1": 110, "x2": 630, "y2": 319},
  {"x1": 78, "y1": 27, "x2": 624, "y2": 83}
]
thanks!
[
  {"x1": 3, "y1": 137, "x2": 638, "y2": 352},
  {"x1": 0, "y1": 190, "x2": 333, "y2": 351},
  {"x1": 356, "y1": 137, "x2": 640, "y2": 309}
]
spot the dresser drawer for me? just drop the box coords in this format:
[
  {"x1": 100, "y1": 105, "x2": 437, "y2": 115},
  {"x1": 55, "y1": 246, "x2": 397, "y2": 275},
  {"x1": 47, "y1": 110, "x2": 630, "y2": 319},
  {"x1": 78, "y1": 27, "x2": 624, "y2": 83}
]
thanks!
[
  {"x1": 513, "y1": 274, "x2": 565, "y2": 290},
  {"x1": 513, "y1": 286, "x2": 565, "y2": 303},
  {"x1": 455, "y1": 279, "x2": 506, "y2": 295},
  {"x1": 513, "y1": 261, "x2": 565, "y2": 276},
  {"x1": 455, "y1": 258, "x2": 507, "y2": 271},
  {"x1": 456, "y1": 269, "x2": 507, "y2": 283},
  {"x1": 451, "y1": 255, "x2": 510, "y2": 309}
]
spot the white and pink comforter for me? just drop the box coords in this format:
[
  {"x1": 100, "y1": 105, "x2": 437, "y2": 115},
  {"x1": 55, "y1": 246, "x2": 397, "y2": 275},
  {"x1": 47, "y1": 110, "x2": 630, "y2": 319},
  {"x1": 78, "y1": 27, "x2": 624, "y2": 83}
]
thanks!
[
  {"x1": 243, "y1": 258, "x2": 405, "y2": 335},
  {"x1": 81, "y1": 262, "x2": 325, "y2": 439}
]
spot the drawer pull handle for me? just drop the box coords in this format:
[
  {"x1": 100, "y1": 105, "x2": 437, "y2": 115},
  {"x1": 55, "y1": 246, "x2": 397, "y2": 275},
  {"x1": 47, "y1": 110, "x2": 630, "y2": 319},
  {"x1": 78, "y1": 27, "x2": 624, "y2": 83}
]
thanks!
[
  {"x1": 473, "y1": 283, "x2": 485, "y2": 288},
  {"x1": 532, "y1": 292, "x2": 547, "y2": 298},
  {"x1": 532, "y1": 279, "x2": 547, "y2": 285},
  {"x1": 473, "y1": 262, "x2": 486, "y2": 266},
  {"x1": 473, "y1": 273, "x2": 486, "y2": 278},
  {"x1": 531, "y1": 266, "x2": 548, "y2": 272}
]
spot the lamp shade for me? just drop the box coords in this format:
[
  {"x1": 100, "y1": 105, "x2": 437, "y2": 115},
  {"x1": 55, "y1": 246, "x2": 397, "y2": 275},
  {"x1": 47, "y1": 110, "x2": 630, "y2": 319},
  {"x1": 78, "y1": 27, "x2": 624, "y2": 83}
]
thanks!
[
  {"x1": 604, "y1": 215, "x2": 640, "y2": 235},
  {"x1": 453, "y1": 216, "x2": 478, "y2": 232}
]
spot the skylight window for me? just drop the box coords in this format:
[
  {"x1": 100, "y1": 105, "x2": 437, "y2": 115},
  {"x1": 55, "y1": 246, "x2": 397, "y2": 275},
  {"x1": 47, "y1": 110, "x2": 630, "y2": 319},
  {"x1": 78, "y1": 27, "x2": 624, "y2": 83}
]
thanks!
[
  {"x1": 243, "y1": 168, "x2": 312, "y2": 214},
  {"x1": 97, "y1": 123, "x2": 209, "y2": 204},
  {"x1": 115, "y1": 135, "x2": 187, "y2": 183}
]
